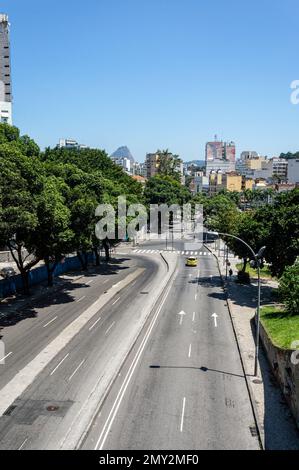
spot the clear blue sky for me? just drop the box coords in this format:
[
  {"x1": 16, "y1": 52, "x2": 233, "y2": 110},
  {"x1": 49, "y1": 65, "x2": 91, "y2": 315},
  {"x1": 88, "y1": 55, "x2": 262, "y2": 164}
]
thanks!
[{"x1": 2, "y1": 0, "x2": 299, "y2": 161}]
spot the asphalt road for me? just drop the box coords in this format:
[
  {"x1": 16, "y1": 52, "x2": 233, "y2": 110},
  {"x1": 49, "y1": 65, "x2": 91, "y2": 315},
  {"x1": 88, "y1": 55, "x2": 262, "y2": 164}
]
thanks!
[
  {"x1": 82, "y1": 240, "x2": 261, "y2": 450},
  {"x1": 0, "y1": 253, "x2": 166, "y2": 450}
]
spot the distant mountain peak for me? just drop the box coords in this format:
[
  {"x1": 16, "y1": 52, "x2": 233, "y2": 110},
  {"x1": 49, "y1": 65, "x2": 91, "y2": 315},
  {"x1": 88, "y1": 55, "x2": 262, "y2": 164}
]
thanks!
[{"x1": 110, "y1": 146, "x2": 135, "y2": 162}]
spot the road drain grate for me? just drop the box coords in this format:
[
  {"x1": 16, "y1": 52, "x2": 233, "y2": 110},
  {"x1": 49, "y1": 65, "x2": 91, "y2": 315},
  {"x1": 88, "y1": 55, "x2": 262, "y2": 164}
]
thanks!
[
  {"x1": 140, "y1": 292, "x2": 149, "y2": 294},
  {"x1": 249, "y1": 425, "x2": 258, "y2": 437},
  {"x1": 47, "y1": 405, "x2": 60, "y2": 412}
]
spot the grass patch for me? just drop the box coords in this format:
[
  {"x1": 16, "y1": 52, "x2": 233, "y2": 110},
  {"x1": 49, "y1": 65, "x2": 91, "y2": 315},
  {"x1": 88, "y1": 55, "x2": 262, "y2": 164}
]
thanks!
[
  {"x1": 260, "y1": 306, "x2": 299, "y2": 349},
  {"x1": 236, "y1": 263, "x2": 274, "y2": 279}
]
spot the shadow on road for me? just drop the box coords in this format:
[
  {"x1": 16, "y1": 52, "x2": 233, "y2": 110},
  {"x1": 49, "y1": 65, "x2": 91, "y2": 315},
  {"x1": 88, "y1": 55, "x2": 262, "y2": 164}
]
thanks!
[
  {"x1": 0, "y1": 258, "x2": 131, "y2": 336},
  {"x1": 149, "y1": 364, "x2": 244, "y2": 379}
]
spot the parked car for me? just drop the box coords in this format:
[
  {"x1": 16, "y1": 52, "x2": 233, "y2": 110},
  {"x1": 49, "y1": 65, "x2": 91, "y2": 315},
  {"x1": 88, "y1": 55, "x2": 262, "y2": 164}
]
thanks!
[{"x1": 0, "y1": 266, "x2": 16, "y2": 278}]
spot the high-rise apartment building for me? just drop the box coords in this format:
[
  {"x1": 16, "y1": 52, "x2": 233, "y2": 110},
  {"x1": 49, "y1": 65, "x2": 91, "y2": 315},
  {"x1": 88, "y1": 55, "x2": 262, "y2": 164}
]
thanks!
[
  {"x1": 205, "y1": 138, "x2": 236, "y2": 174},
  {"x1": 0, "y1": 14, "x2": 12, "y2": 124}
]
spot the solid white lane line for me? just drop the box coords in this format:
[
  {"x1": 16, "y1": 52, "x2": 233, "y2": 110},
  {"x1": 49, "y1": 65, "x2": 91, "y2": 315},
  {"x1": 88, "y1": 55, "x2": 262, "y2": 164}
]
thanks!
[
  {"x1": 77, "y1": 296, "x2": 86, "y2": 303},
  {"x1": 105, "y1": 321, "x2": 115, "y2": 336},
  {"x1": 95, "y1": 272, "x2": 175, "y2": 450},
  {"x1": 18, "y1": 438, "x2": 28, "y2": 450},
  {"x1": 112, "y1": 297, "x2": 120, "y2": 306},
  {"x1": 68, "y1": 359, "x2": 86, "y2": 381},
  {"x1": 1, "y1": 351, "x2": 12, "y2": 363},
  {"x1": 192, "y1": 312, "x2": 195, "y2": 322},
  {"x1": 89, "y1": 316, "x2": 102, "y2": 331},
  {"x1": 43, "y1": 316, "x2": 58, "y2": 328},
  {"x1": 188, "y1": 344, "x2": 192, "y2": 358},
  {"x1": 180, "y1": 397, "x2": 186, "y2": 432},
  {"x1": 50, "y1": 353, "x2": 70, "y2": 376}
]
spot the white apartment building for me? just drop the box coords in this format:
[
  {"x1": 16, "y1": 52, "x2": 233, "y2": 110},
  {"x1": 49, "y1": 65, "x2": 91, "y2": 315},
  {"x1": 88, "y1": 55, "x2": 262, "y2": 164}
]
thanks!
[
  {"x1": 288, "y1": 159, "x2": 299, "y2": 184},
  {"x1": 0, "y1": 14, "x2": 12, "y2": 124}
]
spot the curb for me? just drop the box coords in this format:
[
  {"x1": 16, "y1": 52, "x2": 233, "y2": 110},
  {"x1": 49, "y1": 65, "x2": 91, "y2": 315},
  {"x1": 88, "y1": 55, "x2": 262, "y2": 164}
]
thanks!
[{"x1": 204, "y1": 243, "x2": 265, "y2": 450}]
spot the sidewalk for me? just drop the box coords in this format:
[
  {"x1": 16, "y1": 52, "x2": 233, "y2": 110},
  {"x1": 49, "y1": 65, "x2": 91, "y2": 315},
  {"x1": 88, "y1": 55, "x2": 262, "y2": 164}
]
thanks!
[{"x1": 207, "y1": 242, "x2": 299, "y2": 450}]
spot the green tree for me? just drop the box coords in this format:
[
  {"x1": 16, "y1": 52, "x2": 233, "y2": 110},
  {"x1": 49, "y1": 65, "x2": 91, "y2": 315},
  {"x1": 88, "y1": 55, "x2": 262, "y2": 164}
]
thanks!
[{"x1": 279, "y1": 260, "x2": 299, "y2": 315}]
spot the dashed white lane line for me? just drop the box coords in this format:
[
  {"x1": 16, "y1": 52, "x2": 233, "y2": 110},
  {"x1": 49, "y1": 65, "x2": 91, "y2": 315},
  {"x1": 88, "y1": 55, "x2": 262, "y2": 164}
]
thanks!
[
  {"x1": 18, "y1": 438, "x2": 28, "y2": 450},
  {"x1": 1, "y1": 351, "x2": 12, "y2": 363},
  {"x1": 50, "y1": 353, "x2": 70, "y2": 376},
  {"x1": 192, "y1": 312, "x2": 195, "y2": 322},
  {"x1": 0, "y1": 268, "x2": 144, "y2": 417},
  {"x1": 103, "y1": 279, "x2": 109, "y2": 284},
  {"x1": 112, "y1": 297, "x2": 120, "y2": 306},
  {"x1": 43, "y1": 316, "x2": 58, "y2": 328},
  {"x1": 105, "y1": 321, "x2": 116, "y2": 336},
  {"x1": 195, "y1": 293, "x2": 198, "y2": 300},
  {"x1": 89, "y1": 316, "x2": 102, "y2": 331},
  {"x1": 87, "y1": 279, "x2": 95, "y2": 285},
  {"x1": 179, "y1": 315, "x2": 183, "y2": 326},
  {"x1": 68, "y1": 359, "x2": 86, "y2": 381},
  {"x1": 76, "y1": 296, "x2": 86, "y2": 303},
  {"x1": 188, "y1": 344, "x2": 192, "y2": 358},
  {"x1": 180, "y1": 397, "x2": 186, "y2": 432}
]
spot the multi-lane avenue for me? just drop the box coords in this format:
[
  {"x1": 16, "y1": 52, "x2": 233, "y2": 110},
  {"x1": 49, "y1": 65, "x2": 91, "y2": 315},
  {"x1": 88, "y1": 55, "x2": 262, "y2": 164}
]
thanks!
[
  {"x1": 82, "y1": 240, "x2": 260, "y2": 450},
  {"x1": 0, "y1": 239, "x2": 261, "y2": 450}
]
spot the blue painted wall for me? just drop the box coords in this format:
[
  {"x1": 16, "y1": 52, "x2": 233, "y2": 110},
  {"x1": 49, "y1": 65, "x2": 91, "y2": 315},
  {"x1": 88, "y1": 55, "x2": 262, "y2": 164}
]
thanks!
[{"x1": 0, "y1": 254, "x2": 94, "y2": 298}]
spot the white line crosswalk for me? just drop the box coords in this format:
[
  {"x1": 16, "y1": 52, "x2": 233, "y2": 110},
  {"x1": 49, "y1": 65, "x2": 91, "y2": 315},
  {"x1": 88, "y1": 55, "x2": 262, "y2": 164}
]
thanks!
[{"x1": 132, "y1": 249, "x2": 212, "y2": 257}]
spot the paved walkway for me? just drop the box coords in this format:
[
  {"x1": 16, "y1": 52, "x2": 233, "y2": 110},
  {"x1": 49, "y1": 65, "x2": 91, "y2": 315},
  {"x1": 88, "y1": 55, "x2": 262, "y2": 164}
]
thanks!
[{"x1": 208, "y1": 242, "x2": 299, "y2": 449}]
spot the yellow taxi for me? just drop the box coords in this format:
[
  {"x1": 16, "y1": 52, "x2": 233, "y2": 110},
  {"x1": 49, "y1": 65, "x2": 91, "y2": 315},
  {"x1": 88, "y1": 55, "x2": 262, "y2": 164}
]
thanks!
[{"x1": 185, "y1": 256, "x2": 198, "y2": 267}]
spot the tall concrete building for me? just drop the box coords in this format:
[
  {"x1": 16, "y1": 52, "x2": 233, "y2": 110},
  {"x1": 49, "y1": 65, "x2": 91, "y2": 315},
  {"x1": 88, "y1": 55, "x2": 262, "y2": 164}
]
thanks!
[
  {"x1": 0, "y1": 14, "x2": 12, "y2": 124},
  {"x1": 205, "y1": 138, "x2": 236, "y2": 174}
]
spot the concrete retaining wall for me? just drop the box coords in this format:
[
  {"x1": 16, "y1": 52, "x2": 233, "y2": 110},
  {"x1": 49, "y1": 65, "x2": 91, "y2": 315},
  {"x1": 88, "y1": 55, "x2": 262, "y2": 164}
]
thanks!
[{"x1": 260, "y1": 320, "x2": 299, "y2": 428}]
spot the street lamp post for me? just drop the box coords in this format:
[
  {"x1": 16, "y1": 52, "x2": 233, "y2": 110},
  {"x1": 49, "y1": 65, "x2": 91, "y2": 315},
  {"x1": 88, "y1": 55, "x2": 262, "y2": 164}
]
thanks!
[{"x1": 207, "y1": 230, "x2": 266, "y2": 377}]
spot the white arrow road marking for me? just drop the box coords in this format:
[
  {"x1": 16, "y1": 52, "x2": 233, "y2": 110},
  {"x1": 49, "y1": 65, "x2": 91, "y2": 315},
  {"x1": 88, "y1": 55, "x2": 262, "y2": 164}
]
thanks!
[
  {"x1": 177, "y1": 310, "x2": 186, "y2": 325},
  {"x1": 212, "y1": 313, "x2": 218, "y2": 328}
]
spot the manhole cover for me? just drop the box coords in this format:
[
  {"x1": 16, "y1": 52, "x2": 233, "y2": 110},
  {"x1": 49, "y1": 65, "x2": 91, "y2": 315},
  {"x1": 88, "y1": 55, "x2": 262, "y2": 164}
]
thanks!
[
  {"x1": 252, "y1": 379, "x2": 262, "y2": 384},
  {"x1": 47, "y1": 405, "x2": 60, "y2": 412}
]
